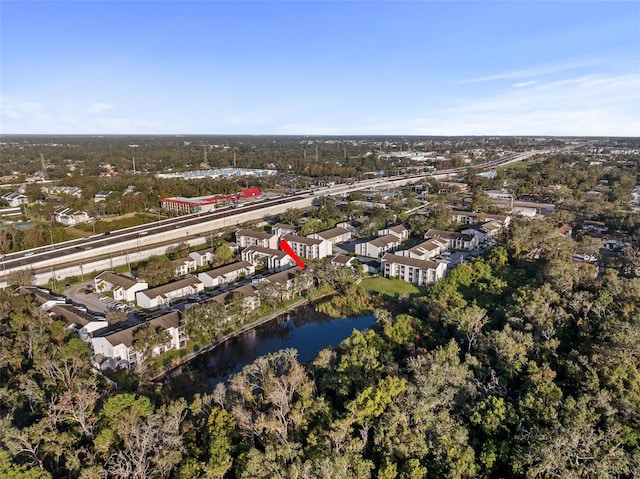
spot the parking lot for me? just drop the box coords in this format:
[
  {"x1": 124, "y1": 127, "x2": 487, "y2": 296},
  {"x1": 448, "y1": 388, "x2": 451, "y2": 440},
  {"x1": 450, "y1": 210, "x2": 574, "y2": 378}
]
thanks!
[{"x1": 63, "y1": 281, "x2": 123, "y2": 315}]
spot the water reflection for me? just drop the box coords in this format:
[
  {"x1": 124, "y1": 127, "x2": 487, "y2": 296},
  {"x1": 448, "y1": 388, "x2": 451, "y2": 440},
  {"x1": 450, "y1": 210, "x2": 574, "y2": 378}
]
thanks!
[{"x1": 190, "y1": 306, "x2": 375, "y2": 389}]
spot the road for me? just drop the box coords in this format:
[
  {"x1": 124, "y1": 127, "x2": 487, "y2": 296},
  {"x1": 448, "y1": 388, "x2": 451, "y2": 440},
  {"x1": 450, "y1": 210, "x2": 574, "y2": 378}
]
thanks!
[{"x1": 0, "y1": 148, "x2": 548, "y2": 283}]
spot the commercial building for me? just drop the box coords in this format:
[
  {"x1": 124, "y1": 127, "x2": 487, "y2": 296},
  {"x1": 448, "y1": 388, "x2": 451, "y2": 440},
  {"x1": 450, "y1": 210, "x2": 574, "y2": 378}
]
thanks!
[{"x1": 161, "y1": 188, "x2": 262, "y2": 214}]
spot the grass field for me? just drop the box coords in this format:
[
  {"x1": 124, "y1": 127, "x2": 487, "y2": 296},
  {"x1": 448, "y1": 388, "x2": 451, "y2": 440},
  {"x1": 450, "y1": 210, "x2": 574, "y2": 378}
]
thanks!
[
  {"x1": 360, "y1": 276, "x2": 425, "y2": 298},
  {"x1": 497, "y1": 159, "x2": 536, "y2": 170}
]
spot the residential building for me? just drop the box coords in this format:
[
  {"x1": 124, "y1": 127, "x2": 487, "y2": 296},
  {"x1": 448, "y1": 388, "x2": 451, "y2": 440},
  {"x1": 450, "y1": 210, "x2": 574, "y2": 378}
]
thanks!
[
  {"x1": 424, "y1": 229, "x2": 479, "y2": 251},
  {"x1": 94, "y1": 272, "x2": 148, "y2": 302},
  {"x1": 48, "y1": 304, "x2": 108, "y2": 341},
  {"x1": 189, "y1": 248, "x2": 215, "y2": 267},
  {"x1": 93, "y1": 191, "x2": 112, "y2": 202},
  {"x1": 209, "y1": 284, "x2": 260, "y2": 314},
  {"x1": 583, "y1": 220, "x2": 607, "y2": 233},
  {"x1": 451, "y1": 210, "x2": 510, "y2": 226},
  {"x1": 355, "y1": 234, "x2": 402, "y2": 258},
  {"x1": 1, "y1": 192, "x2": 28, "y2": 207},
  {"x1": 173, "y1": 257, "x2": 197, "y2": 277},
  {"x1": 235, "y1": 229, "x2": 279, "y2": 249},
  {"x1": 198, "y1": 261, "x2": 255, "y2": 288},
  {"x1": 135, "y1": 276, "x2": 204, "y2": 309},
  {"x1": 91, "y1": 311, "x2": 186, "y2": 369},
  {"x1": 241, "y1": 246, "x2": 296, "y2": 272},
  {"x1": 281, "y1": 234, "x2": 331, "y2": 259},
  {"x1": 256, "y1": 268, "x2": 312, "y2": 301},
  {"x1": 377, "y1": 224, "x2": 410, "y2": 241},
  {"x1": 309, "y1": 227, "x2": 352, "y2": 250},
  {"x1": 331, "y1": 254, "x2": 357, "y2": 268},
  {"x1": 484, "y1": 190, "x2": 513, "y2": 201},
  {"x1": 47, "y1": 186, "x2": 82, "y2": 198},
  {"x1": 396, "y1": 238, "x2": 448, "y2": 261},
  {"x1": 558, "y1": 224, "x2": 573, "y2": 238},
  {"x1": 271, "y1": 223, "x2": 298, "y2": 237},
  {"x1": 53, "y1": 206, "x2": 91, "y2": 226},
  {"x1": 17, "y1": 286, "x2": 66, "y2": 311},
  {"x1": 382, "y1": 253, "x2": 447, "y2": 286},
  {"x1": 337, "y1": 216, "x2": 369, "y2": 236},
  {"x1": 461, "y1": 220, "x2": 505, "y2": 243}
]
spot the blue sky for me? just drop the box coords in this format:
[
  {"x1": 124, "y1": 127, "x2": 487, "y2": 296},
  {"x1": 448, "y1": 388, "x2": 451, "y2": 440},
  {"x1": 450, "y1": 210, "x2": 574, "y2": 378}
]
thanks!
[{"x1": 1, "y1": 1, "x2": 638, "y2": 136}]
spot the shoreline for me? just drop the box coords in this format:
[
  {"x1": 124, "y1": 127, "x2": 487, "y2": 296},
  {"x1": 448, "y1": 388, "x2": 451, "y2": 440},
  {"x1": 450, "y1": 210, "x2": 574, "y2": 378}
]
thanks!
[{"x1": 147, "y1": 293, "x2": 343, "y2": 383}]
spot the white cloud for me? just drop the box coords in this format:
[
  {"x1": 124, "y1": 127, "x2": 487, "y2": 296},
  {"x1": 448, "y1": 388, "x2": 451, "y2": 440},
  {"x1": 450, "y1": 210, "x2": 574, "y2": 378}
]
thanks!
[
  {"x1": 86, "y1": 102, "x2": 115, "y2": 113},
  {"x1": 279, "y1": 72, "x2": 640, "y2": 137},
  {"x1": 458, "y1": 58, "x2": 602, "y2": 84},
  {"x1": 513, "y1": 81, "x2": 539, "y2": 88}
]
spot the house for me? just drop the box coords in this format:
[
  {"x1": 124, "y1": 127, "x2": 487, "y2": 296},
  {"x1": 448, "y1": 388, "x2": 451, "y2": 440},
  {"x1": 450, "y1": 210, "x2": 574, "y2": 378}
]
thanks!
[
  {"x1": 91, "y1": 311, "x2": 186, "y2": 369},
  {"x1": 47, "y1": 186, "x2": 82, "y2": 198},
  {"x1": 53, "y1": 206, "x2": 91, "y2": 226},
  {"x1": 48, "y1": 304, "x2": 108, "y2": 341},
  {"x1": 558, "y1": 224, "x2": 573, "y2": 238},
  {"x1": 271, "y1": 223, "x2": 298, "y2": 237},
  {"x1": 381, "y1": 253, "x2": 447, "y2": 286},
  {"x1": 583, "y1": 220, "x2": 607, "y2": 233},
  {"x1": 461, "y1": 221, "x2": 504, "y2": 243},
  {"x1": 308, "y1": 227, "x2": 352, "y2": 250},
  {"x1": 377, "y1": 224, "x2": 410, "y2": 241},
  {"x1": 17, "y1": 286, "x2": 67, "y2": 311},
  {"x1": 1, "y1": 192, "x2": 28, "y2": 207},
  {"x1": 424, "y1": 229, "x2": 479, "y2": 251},
  {"x1": 173, "y1": 257, "x2": 197, "y2": 277},
  {"x1": 484, "y1": 190, "x2": 513, "y2": 201},
  {"x1": 331, "y1": 254, "x2": 357, "y2": 268},
  {"x1": 355, "y1": 234, "x2": 402, "y2": 258},
  {"x1": 395, "y1": 238, "x2": 448, "y2": 261},
  {"x1": 93, "y1": 191, "x2": 112, "y2": 202},
  {"x1": 337, "y1": 216, "x2": 369, "y2": 236},
  {"x1": 135, "y1": 276, "x2": 204, "y2": 309},
  {"x1": 235, "y1": 229, "x2": 279, "y2": 249},
  {"x1": 198, "y1": 261, "x2": 255, "y2": 288},
  {"x1": 189, "y1": 248, "x2": 215, "y2": 267},
  {"x1": 451, "y1": 210, "x2": 510, "y2": 226},
  {"x1": 94, "y1": 272, "x2": 148, "y2": 302},
  {"x1": 281, "y1": 234, "x2": 331, "y2": 259},
  {"x1": 359, "y1": 258, "x2": 382, "y2": 274},
  {"x1": 241, "y1": 246, "x2": 296, "y2": 272}
]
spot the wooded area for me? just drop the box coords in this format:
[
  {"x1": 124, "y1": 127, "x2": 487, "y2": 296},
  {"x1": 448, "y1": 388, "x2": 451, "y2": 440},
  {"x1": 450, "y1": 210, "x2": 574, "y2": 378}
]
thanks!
[{"x1": 1, "y1": 231, "x2": 638, "y2": 478}]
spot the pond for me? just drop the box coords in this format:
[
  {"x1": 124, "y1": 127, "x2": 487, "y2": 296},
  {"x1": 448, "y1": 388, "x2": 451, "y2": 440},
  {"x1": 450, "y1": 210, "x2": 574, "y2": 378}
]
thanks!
[{"x1": 188, "y1": 307, "x2": 376, "y2": 388}]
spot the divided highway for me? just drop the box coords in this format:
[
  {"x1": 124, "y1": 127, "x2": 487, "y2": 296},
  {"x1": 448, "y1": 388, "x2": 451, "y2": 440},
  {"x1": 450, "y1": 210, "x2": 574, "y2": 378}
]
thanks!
[{"x1": 0, "y1": 149, "x2": 545, "y2": 286}]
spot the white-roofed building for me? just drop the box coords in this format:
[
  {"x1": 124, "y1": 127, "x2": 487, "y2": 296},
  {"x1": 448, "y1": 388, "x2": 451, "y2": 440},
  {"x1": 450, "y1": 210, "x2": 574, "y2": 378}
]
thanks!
[
  {"x1": 94, "y1": 272, "x2": 148, "y2": 302},
  {"x1": 355, "y1": 234, "x2": 402, "y2": 258},
  {"x1": 382, "y1": 254, "x2": 447, "y2": 286},
  {"x1": 198, "y1": 261, "x2": 255, "y2": 288},
  {"x1": 135, "y1": 276, "x2": 204, "y2": 309}
]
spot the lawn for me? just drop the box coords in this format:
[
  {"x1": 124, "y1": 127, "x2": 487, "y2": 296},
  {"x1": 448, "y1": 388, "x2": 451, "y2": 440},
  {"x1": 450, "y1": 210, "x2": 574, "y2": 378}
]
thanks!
[{"x1": 360, "y1": 276, "x2": 425, "y2": 298}]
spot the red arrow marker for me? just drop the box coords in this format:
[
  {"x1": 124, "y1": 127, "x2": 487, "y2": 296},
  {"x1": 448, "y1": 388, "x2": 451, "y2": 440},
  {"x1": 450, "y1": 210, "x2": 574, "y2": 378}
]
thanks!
[{"x1": 279, "y1": 239, "x2": 306, "y2": 269}]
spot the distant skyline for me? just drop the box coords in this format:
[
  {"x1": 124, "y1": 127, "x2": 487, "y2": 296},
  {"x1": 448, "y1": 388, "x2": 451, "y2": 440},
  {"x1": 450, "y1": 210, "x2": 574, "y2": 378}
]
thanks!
[{"x1": 1, "y1": 1, "x2": 639, "y2": 136}]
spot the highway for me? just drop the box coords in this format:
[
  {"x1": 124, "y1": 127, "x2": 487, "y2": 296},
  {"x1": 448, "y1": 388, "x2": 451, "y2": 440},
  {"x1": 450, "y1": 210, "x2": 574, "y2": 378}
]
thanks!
[{"x1": 0, "y1": 148, "x2": 546, "y2": 282}]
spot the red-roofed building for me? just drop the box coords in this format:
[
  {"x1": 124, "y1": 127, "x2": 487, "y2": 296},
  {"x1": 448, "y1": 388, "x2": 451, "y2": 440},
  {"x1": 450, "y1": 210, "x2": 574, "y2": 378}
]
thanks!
[{"x1": 160, "y1": 188, "x2": 262, "y2": 213}]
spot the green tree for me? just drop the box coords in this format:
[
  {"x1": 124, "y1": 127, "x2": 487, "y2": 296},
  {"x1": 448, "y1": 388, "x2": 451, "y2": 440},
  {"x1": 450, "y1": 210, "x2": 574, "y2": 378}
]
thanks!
[{"x1": 137, "y1": 256, "x2": 175, "y2": 287}]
